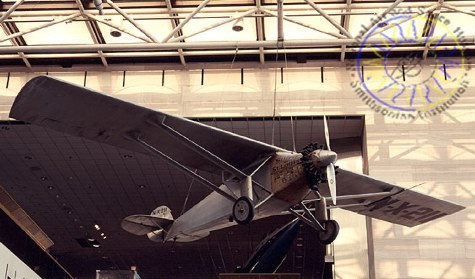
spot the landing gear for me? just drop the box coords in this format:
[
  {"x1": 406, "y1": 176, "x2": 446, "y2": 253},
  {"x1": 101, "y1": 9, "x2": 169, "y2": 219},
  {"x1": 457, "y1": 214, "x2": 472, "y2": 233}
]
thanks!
[
  {"x1": 233, "y1": 197, "x2": 255, "y2": 225},
  {"x1": 317, "y1": 220, "x2": 339, "y2": 245},
  {"x1": 288, "y1": 191, "x2": 340, "y2": 245}
]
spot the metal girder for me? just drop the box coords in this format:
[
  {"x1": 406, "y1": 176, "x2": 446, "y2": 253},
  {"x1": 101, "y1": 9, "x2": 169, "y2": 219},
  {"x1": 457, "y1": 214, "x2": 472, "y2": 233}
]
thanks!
[
  {"x1": 0, "y1": 0, "x2": 24, "y2": 23},
  {"x1": 0, "y1": 0, "x2": 474, "y2": 67},
  {"x1": 84, "y1": 13, "x2": 153, "y2": 43},
  {"x1": 0, "y1": 35, "x2": 472, "y2": 54},
  {"x1": 422, "y1": 2, "x2": 443, "y2": 60},
  {"x1": 75, "y1": 0, "x2": 108, "y2": 67},
  {"x1": 0, "y1": 13, "x2": 82, "y2": 44},
  {"x1": 164, "y1": 0, "x2": 186, "y2": 65},
  {"x1": 365, "y1": 4, "x2": 440, "y2": 38},
  {"x1": 105, "y1": 0, "x2": 159, "y2": 43},
  {"x1": 260, "y1": 9, "x2": 346, "y2": 39},
  {"x1": 169, "y1": 8, "x2": 258, "y2": 43},
  {"x1": 0, "y1": 0, "x2": 30, "y2": 68},
  {"x1": 340, "y1": 0, "x2": 352, "y2": 61},
  {"x1": 255, "y1": 0, "x2": 265, "y2": 64},
  {"x1": 303, "y1": 0, "x2": 353, "y2": 39},
  {"x1": 360, "y1": 0, "x2": 407, "y2": 38},
  {"x1": 162, "y1": 0, "x2": 212, "y2": 43}
]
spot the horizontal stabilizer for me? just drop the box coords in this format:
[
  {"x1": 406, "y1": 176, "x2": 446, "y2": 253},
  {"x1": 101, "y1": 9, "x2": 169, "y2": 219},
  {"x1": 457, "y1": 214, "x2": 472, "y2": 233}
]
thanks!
[{"x1": 121, "y1": 214, "x2": 174, "y2": 236}]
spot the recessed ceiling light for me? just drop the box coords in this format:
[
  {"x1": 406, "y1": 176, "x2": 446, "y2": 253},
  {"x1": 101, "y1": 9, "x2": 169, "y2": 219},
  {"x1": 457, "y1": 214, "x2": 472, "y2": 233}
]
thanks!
[
  {"x1": 47, "y1": 186, "x2": 55, "y2": 190},
  {"x1": 40, "y1": 176, "x2": 48, "y2": 181},
  {"x1": 138, "y1": 184, "x2": 146, "y2": 189},
  {"x1": 94, "y1": 224, "x2": 101, "y2": 230}
]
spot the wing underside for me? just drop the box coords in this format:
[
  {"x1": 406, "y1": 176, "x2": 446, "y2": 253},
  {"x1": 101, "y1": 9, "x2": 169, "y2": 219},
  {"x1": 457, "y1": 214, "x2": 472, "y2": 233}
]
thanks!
[
  {"x1": 9, "y1": 76, "x2": 283, "y2": 174},
  {"x1": 333, "y1": 168, "x2": 464, "y2": 227},
  {"x1": 121, "y1": 215, "x2": 174, "y2": 236}
]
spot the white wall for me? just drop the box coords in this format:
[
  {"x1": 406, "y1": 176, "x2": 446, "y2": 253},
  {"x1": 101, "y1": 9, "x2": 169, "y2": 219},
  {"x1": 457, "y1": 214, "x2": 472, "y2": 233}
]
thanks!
[
  {"x1": 0, "y1": 242, "x2": 42, "y2": 279},
  {"x1": 0, "y1": 63, "x2": 473, "y2": 279}
]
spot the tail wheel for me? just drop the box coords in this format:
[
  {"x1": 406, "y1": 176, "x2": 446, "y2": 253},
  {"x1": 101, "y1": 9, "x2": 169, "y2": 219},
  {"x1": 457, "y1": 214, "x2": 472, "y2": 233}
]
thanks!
[
  {"x1": 317, "y1": 220, "x2": 339, "y2": 245},
  {"x1": 233, "y1": 197, "x2": 255, "y2": 225}
]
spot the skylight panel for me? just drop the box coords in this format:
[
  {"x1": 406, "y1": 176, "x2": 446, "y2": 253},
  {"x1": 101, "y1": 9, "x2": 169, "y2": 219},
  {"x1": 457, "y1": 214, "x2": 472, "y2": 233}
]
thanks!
[
  {"x1": 264, "y1": 14, "x2": 341, "y2": 40},
  {"x1": 181, "y1": 16, "x2": 256, "y2": 42},
  {"x1": 16, "y1": 20, "x2": 94, "y2": 45}
]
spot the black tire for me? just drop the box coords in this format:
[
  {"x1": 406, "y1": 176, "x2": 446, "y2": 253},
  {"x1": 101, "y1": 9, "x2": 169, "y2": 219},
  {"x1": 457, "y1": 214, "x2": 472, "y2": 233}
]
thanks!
[
  {"x1": 317, "y1": 220, "x2": 339, "y2": 245},
  {"x1": 233, "y1": 197, "x2": 255, "y2": 225}
]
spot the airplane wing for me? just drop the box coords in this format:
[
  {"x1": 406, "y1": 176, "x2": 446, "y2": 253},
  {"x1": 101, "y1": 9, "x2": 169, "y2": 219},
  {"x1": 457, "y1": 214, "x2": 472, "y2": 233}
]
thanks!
[
  {"x1": 121, "y1": 215, "x2": 174, "y2": 236},
  {"x1": 333, "y1": 168, "x2": 465, "y2": 227},
  {"x1": 9, "y1": 76, "x2": 284, "y2": 174}
]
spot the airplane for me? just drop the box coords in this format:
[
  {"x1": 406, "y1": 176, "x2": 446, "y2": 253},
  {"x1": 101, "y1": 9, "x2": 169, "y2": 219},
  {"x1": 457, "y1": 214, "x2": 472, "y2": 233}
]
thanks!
[{"x1": 9, "y1": 76, "x2": 464, "y2": 245}]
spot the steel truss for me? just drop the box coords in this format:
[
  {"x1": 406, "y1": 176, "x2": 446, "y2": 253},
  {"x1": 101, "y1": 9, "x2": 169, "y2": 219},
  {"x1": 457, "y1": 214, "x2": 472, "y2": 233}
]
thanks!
[{"x1": 0, "y1": 0, "x2": 474, "y2": 68}]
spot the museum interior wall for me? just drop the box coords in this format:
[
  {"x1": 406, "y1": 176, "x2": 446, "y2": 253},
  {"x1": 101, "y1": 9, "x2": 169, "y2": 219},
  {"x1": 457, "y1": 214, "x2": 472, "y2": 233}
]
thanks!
[{"x1": 0, "y1": 62, "x2": 473, "y2": 279}]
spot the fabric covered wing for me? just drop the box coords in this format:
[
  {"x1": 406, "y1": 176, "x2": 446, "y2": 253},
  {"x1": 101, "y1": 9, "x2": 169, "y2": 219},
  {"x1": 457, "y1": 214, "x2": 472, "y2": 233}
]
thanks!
[
  {"x1": 335, "y1": 168, "x2": 465, "y2": 227},
  {"x1": 9, "y1": 76, "x2": 283, "y2": 174},
  {"x1": 121, "y1": 215, "x2": 174, "y2": 236}
]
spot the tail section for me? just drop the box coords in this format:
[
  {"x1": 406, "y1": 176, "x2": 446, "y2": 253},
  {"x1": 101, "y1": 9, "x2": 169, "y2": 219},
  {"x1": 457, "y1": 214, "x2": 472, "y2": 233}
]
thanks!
[{"x1": 121, "y1": 206, "x2": 174, "y2": 242}]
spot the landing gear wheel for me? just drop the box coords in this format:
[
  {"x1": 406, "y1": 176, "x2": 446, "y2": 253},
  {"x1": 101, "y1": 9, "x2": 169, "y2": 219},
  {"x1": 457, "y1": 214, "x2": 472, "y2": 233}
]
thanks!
[
  {"x1": 317, "y1": 220, "x2": 340, "y2": 245},
  {"x1": 233, "y1": 197, "x2": 255, "y2": 225}
]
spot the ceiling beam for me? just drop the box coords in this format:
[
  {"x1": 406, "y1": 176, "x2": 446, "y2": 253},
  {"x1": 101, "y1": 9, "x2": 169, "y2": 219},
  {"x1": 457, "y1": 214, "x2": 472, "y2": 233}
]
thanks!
[
  {"x1": 169, "y1": 9, "x2": 257, "y2": 43},
  {"x1": 165, "y1": 0, "x2": 186, "y2": 65},
  {"x1": 340, "y1": 0, "x2": 352, "y2": 62},
  {"x1": 105, "y1": 0, "x2": 159, "y2": 42},
  {"x1": 0, "y1": 35, "x2": 471, "y2": 54},
  {"x1": 0, "y1": 12, "x2": 82, "y2": 44},
  {"x1": 303, "y1": 0, "x2": 353, "y2": 39},
  {"x1": 260, "y1": 9, "x2": 346, "y2": 39},
  {"x1": 162, "y1": 0, "x2": 212, "y2": 43},
  {"x1": 0, "y1": 0, "x2": 30, "y2": 68},
  {"x1": 75, "y1": 0, "x2": 108, "y2": 67},
  {"x1": 255, "y1": 0, "x2": 265, "y2": 64},
  {"x1": 360, "y1": 0, "x2": 406, "y2": 38},
  {"x1": 0, "y1": 0, "x2": 24, "y2": 23}
]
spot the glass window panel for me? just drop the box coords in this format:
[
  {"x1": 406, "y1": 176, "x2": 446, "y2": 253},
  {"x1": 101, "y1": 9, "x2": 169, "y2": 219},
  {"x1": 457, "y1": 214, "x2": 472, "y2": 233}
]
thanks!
[
  {"x1": 181, "y1": 16, "x2": 256, "y2": 42},
  {"x1": 16, "y1": 20, "x2": 94, "y2": 45},
  {"x1": 432, "y1": 12, "x2": 475, "y2": 37},
  {"x1": 349, "y1": 13, "x2": 426, "y2": 41},
  {"x1": 264, "y1": 15, "x2": 341, "y2": 40},
  {"x1": 0, "y1": 28, "x2": 13, "y2": 46}
]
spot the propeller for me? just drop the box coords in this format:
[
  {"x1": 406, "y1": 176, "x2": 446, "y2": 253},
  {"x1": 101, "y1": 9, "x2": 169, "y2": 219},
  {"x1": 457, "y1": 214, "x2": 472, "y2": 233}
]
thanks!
[{"x1": 323, "y1": 116, "x2": 337, "y2": 205}]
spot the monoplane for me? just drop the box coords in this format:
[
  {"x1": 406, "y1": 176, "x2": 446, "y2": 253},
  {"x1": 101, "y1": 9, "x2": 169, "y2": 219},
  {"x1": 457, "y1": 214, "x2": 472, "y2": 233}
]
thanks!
[{"x1": 9, "y1": 76, "x2": 464, "y2": 245}]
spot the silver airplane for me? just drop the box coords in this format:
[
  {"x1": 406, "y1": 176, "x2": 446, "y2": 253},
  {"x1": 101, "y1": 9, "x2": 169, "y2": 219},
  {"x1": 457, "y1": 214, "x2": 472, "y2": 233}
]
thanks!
[{"x1": 9, "y1": 76, "x2": 464, "y2": 245}]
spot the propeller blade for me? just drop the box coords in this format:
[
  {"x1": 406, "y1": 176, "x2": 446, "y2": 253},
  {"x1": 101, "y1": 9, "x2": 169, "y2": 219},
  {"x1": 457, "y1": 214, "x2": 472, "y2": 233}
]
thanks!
[
  {"x1": 327, "y1": 163, "x2": 336, "y2": 205},
  {"x1": 323, "y1": 116, "x2": 331, "y2": 151}
]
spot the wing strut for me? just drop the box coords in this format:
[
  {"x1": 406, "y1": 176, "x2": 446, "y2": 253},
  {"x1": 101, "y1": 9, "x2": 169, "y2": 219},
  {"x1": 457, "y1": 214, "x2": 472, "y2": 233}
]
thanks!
[
  {"x1": 126, "y1": 131, "x2": 238, "y2": 203},
  {"x1": 153, "y1": 116, "x2": 249, "y2": 180}
]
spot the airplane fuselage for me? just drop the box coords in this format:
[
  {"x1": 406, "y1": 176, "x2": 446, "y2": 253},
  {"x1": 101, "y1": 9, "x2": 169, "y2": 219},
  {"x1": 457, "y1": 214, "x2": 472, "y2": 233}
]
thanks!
[
  {"x1": 269, "y1": 152, "x2": 311, "y2": 204},
  {"x1": 166, "y1": 151, "x2": 318, "y2": 241}
]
